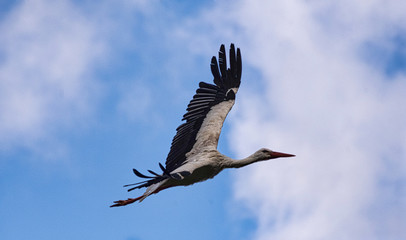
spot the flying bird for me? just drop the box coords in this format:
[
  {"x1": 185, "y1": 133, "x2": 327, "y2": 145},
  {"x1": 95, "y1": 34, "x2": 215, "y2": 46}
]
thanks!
[{"x1": 111, "y1": 44, "x2": 295, "y2": 207}]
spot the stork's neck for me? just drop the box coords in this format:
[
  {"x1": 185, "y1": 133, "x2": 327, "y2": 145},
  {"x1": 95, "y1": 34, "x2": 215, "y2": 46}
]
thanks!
[{"x1": 223, "y1": 153, "x2": 266, "y2": 169}]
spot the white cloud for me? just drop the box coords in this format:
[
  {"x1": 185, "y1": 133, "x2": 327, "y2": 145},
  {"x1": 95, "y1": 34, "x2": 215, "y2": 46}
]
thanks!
[
  {"x1": 0, "y1": 0, "x2": 106, "y2": 156},
  {"x1": 175, "y1": 0, "x2": 406, "y2": 239}
]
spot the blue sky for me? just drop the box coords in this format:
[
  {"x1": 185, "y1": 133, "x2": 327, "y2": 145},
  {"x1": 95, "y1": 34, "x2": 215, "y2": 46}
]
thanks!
[{"x1": 1, "y1": 0, "x2": 406, "y2": 240}]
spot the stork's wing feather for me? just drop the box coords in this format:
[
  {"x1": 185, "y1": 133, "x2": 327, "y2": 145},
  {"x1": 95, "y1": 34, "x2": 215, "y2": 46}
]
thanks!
[{"x1": 165, "y1": 44, "x2": 242, "y2": 173}]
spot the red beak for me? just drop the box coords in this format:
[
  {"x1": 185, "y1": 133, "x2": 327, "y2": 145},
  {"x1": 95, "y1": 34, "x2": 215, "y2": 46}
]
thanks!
[{"x1": 271, "y1": 151, "x2": 295, "y2": 159}]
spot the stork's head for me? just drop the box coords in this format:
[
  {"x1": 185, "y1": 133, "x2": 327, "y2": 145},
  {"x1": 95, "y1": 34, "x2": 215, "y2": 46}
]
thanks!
[{"x1": 255, "y1": 148, "x2": 295, "y2": 160}]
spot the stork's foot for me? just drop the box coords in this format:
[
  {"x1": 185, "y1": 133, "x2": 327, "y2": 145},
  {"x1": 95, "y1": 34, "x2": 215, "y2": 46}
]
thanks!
[{"x1": 110, "y1": 197, "x2": 141, "y2": 207}]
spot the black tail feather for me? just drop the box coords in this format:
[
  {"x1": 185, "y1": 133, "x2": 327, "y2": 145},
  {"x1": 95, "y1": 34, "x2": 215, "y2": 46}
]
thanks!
[
  {"x1": 147, "y1": 170, "x2": 161, "y2": 177},
  {"x1": 127, "y1": 186, "x2": 141, "y2": 192},
  {"x1": 132, "y1": 168, "x2": 154, "y2": 179},
  {"x1": 125, "y1": 166, "x2": 168, "y2": 192},
  {"x1": 123, "y1": 179, "x2": 149, "y2": 187},
  {"x1": 125, "y1": 163, "x2": 184, "y2": 192},
  {"x1": 125, "y1": 178, "x2": 160, "y2": 192},
  {"x1": 159, "y1": 162, "x2": 171, "y2": 177}
]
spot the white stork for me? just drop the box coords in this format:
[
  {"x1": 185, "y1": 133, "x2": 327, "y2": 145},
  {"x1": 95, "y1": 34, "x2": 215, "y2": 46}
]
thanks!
[{"x1": 111, "y1": 44, "x2": 294, "y2": 207}]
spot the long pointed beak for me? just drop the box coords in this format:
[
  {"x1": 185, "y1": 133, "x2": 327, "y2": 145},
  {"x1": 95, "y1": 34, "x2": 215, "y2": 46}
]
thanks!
[{"x1": 271, "y1": 151, "x2": 295, "y2": 159}]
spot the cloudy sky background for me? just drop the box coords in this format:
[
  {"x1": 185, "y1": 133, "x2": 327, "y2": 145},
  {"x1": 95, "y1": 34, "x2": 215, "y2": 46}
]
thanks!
[{"x1": 1, "y1": 0, "x2": 405, "y2": 239}]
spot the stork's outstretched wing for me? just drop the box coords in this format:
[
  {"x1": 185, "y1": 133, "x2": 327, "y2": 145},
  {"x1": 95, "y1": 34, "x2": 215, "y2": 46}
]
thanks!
[
  {"x1": 165, "y1": 44, "x2": 242, "y2": 172},
  {"x1": 125, "y1": 44, "x2": 242, "y2": 191}
]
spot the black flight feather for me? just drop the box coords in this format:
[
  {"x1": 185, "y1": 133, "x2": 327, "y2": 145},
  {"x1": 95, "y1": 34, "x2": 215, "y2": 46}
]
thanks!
[{"x1": 124, "y1": 44, "x2": 242, "y2": 189}]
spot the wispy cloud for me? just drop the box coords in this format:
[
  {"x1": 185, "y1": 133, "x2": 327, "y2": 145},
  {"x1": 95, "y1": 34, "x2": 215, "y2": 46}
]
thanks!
[
  {"x1": 0, "y1": 0, "x2": 107, "y2": 157},
  {"x1": 0, "y1": 0, "x2": 216, "y2": 161},
  {"x1": 176, "y1": 0, "x2": 406, "y2": 239},
  {"x1": 0, "y1": 0, "x2": 214, "y2": 160},
  {"x1": 117, "y1": 81, "x2": 153, "y2": 122}
]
